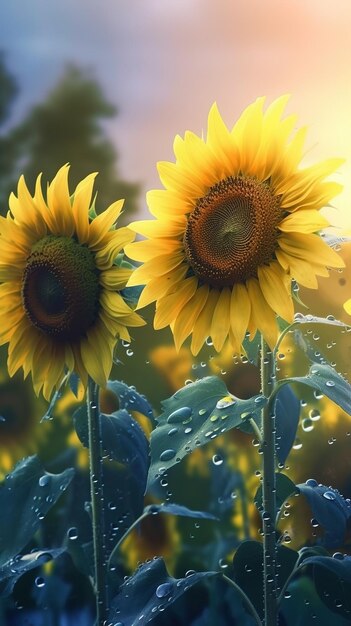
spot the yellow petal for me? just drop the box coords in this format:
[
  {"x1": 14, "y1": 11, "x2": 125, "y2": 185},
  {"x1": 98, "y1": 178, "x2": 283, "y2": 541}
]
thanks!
[
  {"x1": 230, "y1": 283, "x2": 251, "y2": 346},
  {"x1": 154, "y1": 277, "x2": 198, "y2": 329},
  {"x1": 88, "y1": 199, "x2": 124, "y2": 247},
  {"x1": 136, "y1": 264, "x2": 188, "y2": 309},
  {"x1": 190, "y1": 289, "x2": 219, "y2": 355},
  {"x1": 157, "y1": 161, "x2": 204, "y2": 198},
  {"x1": 172, "y1": 285, "x2": 209, "y2": 350},
  {"x1": 257, "y1": 262, "x2": 294, "y2": 321},
  {"x1": 206, "y1": 103, "x2": 239, "y2": 177},
  {"x1": 46, "y1": 164, "x2": 75, "y2": 236},
  {"x1": 146, "y1": 189, "x2": 191, "y2": 218},
  {"x1": 343, "y1": 298, "x2": 351, "y2": 315},
  {"x1": 94, "y1": 228, "x2": 135, "y2": 268},
  {"x1": 279, "y1": 209, "x2": 329, "y2": 233},
  {"x1": 126, "y1": 252, "x2": 185, "y2": 286},
  {"x1": 278, "y1": 233, "x2": 345, "y2": 268},
  {"x1": 99, "y1": 267, "x2": 133, "y2": 290},
  {"x1": 124, "y1": 237, "x2": 181, "y2": 263},
  {"x1": 72, "y1": 172, "x2": 98, "y2": 243},
  {"x1": 211, "y1": 288, "x2": 231, "y2": 352},
  {"x1": 247, "y1": 278, "x2": 279, "y2": 349},
  {"x1": 128, "y1": 216, "x2": 187, "y2": 239}
]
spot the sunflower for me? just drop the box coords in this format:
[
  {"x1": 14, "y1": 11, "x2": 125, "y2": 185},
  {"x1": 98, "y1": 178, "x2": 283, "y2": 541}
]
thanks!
[
  {"x1": 0, "y1": 165, "x2": 144, "y2": 400},
  {"x1": 126, "y1": 96, "x2": 344, "y2": 354}
]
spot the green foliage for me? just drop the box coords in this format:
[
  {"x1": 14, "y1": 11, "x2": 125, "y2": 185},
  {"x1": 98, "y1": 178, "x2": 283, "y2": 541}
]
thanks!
[
  {"x1": 0, "y1": 456, "x2": 73, "y2": 566},
  {"x1": 147, "y1": 376, "x2": 266, "y2": 488},
  {"x1": 254, "y1": 472, "x2": 298, "y2": 519},
  {"x1": 0, "y1": 63, "x2": 140, "y2": 220}
]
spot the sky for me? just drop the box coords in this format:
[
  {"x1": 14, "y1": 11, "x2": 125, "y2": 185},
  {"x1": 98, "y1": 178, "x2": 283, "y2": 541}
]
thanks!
[{"x1": 2, "y1": 0, "x2": 351, "y2": 223}]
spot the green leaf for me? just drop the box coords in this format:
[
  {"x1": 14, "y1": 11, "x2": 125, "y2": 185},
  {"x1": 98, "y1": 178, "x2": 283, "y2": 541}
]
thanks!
[
  {"x1": 294, "y1": 555, "x2": 351, "y2": 620},
  {"x1": 147, "y1": 376, "x2": 266, "y2": 488},
  {"x1": 232, "y1": 540, "x2": 298, "y2": 619},
  {"x1": 276, "y1": 363, "x2": 351, "y2": 416},
  {"x1": 254, "y1": 473, "x2": 298, "y2": 519},
  {"x1": 108, "y1": 557, "x2": 220, "y2": 626},
  {"x1": 0, "y1": 456, "x2": 74, "y2": 567},
  {"x1": 275, "y1": 314, "x2": 349, "y2": 357},
  {"x1": 0, "y1": 549, "x2": 64, "y2": 597}
]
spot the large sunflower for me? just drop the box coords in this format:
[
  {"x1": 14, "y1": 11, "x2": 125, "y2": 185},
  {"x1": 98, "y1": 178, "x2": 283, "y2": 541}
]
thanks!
[
  {"x1": 126, "y1": 96, "x2": 344, "y2": 354},
  {"x1": 0, "y1": 165, "x2": 144, "y2": 400}
]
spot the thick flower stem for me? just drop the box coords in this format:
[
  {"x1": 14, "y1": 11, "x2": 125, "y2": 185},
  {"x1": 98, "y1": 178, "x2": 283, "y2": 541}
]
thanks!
[
  {"x1": 260, "y1": 338, "x2": 278, "y2": 626},
  {"x1": 87, "y1": 378, "x2": 107, "y2": 625}
]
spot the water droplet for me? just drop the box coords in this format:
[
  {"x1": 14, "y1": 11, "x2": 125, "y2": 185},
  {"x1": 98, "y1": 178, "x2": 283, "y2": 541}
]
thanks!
[
  {"x1": 67, "y1": 527, "x2": 78, "y2": 540},
  {"x1": 293, "y1": 439, "x2": 302, "y2": 450},
  {"x1": 155, "y1": 582, "x2": 172, "y2": 598},
  {"x1": 38, "y1": 475, "x2": 50, "y2": 487},
  {"x1": 325, "y1": 380, "x2": 335, "y2": 388},
  {"x1": 167, "y1": 427, "x2": 178, "y2": 436},
  {"x1": 159, "y1": 449, "x2": 176, "y2": 462},
  {"x1": 35, "y1": 576, "x2": 45, "y2": 588},
  {"x1": 167, "y1": 407, "x2": 192, "y2": 424},
  {"x1": 309, "y1": 409, "x2": 320, "y2": 421},
  {"x1": 302, "y1": 418, "x2": 314, "y2": 432},
  {"x1": 306, "y1": 479, "x2": 318, "y2": 488},
  {"x1": 198, "y1": 408, "x2": 206, "y2": 416},
  {"x1": 184, "y1": 427, "x2": 192, "y2": 434},
  {"x1": 323, "y1": 490, "x2": 336, "y2": 500},
  {"x1": 216, "y1": 395, "x2": 236, "y2": 409},
  {"x1": 210, "y1": 414, "x2": 219, "y2": 422},
  {"x1": 212, "y1": 454, "x2": 223, "y2": 466},
  {"x1": 333, "y1": 552, "x2": 344, "y2": 560},
  {"x1": 185, "y1": 569, "x2": 196, "y2": 577}
]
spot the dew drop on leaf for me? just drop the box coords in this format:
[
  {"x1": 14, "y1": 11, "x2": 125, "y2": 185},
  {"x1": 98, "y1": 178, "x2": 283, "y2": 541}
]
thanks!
[
  {"x1": 167, "y1": 407, "x2": 192, "y2": 424},
  {"x1": 215, "y1": 395, "x2": 236, "y2": 409},
  {"x1": 159, "y1": 449, "x2": 176, "y2": 462}
]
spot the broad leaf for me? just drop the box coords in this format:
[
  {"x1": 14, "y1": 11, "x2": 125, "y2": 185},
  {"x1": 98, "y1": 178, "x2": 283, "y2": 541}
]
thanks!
[
  {"x1": 0, "y1": 456, "x2": 73, "y2": 567},
  {"x1": 232, "y1": 540, "x2": 298, "y2": 619},
  {"x1": 275, "y1": 363, "x2": 351, "y2": 416},
  {"x1": 107, "y1": 380, "x2": 154, "y2": 422},
  {"x1": 254, "y1": 473, "x2": 298, "y2": 519},
  {"x1": 108, "y1": 557, "x2": 220, "y2": 626},
  {"x1": 275, "y1": 385, "x2": 300, "y2": 465},
  {"x1": 0, "y1": 549, "x2": 64, "y2": 597},
  {"x1": 74, "y1": 407, "x2": 150, "y2": 494},
  {"x1": 147, "y1": 376, "x2": 266, "y2": 488},
  {"x1": 293, "y1": 554, "x2": 351, "y2": 620},
  {"x1": 143, "y1": 502, "x2": 218, "y2": 521},
  {"x1": 297, "y1": 481, "x2": 351, "y2": 548}
]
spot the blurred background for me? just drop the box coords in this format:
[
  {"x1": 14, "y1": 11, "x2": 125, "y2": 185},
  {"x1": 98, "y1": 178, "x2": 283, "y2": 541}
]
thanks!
[
  {"x1": 1, "y1": 0, "x2": 351, "y2": 222},
  {"x1": 2, "y1": 2, "x2": 351, "y2": 624}
]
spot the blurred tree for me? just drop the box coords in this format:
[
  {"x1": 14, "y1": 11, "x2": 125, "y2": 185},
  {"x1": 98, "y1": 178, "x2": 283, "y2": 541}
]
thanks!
[
  {"x1": 0, "y1": 53, "x2": 18, "y2": 212},
  {"x1": 1, "y1": 64, "x2": 140, "y2": 221}
]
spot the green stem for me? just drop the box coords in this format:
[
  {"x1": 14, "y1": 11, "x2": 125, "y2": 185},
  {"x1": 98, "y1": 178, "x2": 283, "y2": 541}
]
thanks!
[
  {"x1": 222, "y1": 574, "x2": 262, "y2": 626},
  {"x1": 108, "y1": 511, "x2": 149, "y2": 571},
  {"x1": 87, "y1": 378, "x2": 108, "y2": 625},
  {"x1": 260, "y1": 337, "x2": 278, "y2": 626}
]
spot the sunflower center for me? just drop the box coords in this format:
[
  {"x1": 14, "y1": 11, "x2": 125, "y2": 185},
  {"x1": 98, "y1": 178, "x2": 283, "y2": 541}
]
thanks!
[
  {"x1": 22, "y1": 235, "x2": 100, "y2": 341},
  {"x1": 184, "y1": 176, "x2": 281, "y2": 287}
]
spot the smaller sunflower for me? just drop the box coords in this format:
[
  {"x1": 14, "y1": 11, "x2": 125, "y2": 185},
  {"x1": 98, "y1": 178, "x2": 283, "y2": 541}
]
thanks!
[
  {"x1": 0, "y1": 165, "x2": 144, "y2": 400},
  {"x1": 126, "y1": 96, "x2": 344, "y2": 355}
]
